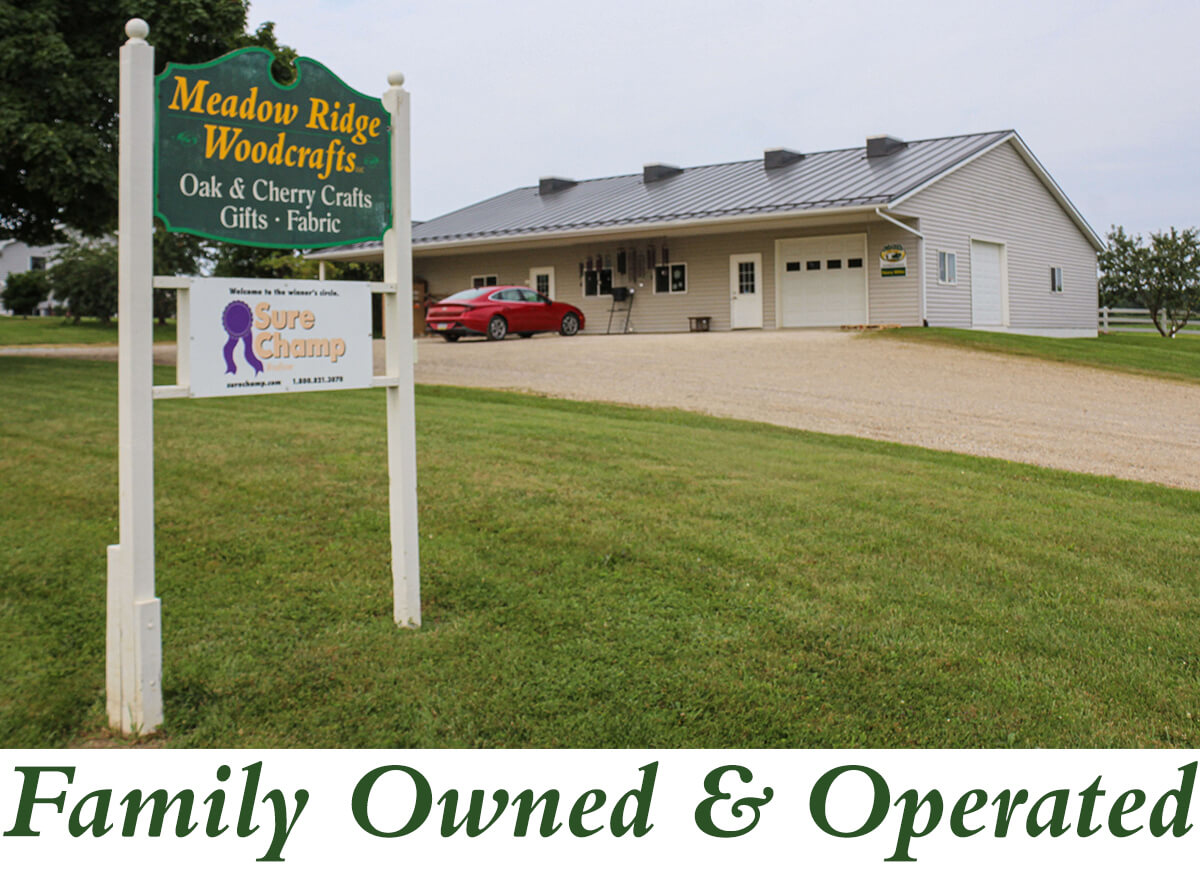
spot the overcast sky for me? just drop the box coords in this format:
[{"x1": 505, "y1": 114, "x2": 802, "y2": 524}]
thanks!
[{"x1": 243, "y1": 0, "x2": 1199, "y2": 237}]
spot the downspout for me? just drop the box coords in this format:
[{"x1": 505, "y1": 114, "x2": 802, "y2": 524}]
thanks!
[{"x1": 875, "y1": 207, "x2": 926, "y2": 326}]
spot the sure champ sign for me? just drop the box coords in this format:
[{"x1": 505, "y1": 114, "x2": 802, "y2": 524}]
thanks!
[
  {"x1": 187, "y1": 277, "x2": 373, "y2": 398},
  {"x1": 155, "y1": 48, "x2": 391, "y2": 248}
]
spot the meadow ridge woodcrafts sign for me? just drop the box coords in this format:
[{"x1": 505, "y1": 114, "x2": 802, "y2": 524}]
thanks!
[
  {"x1": 108, "y1": 20, "x2": 419, "y2": 737},
  {"x1": 155, "y1": 48, "x2": 391, "y2": 247}
]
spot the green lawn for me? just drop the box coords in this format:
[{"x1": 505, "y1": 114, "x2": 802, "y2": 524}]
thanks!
[
  {"x1": 873, "y1": 328, "x2": 1200, "y2": 383},
  {"x1": 0, "y1": 315, "x2": 176, "y2": 346},
  {"x1": 2, "y1": 357, "x2": 1198, "y2": 748}
]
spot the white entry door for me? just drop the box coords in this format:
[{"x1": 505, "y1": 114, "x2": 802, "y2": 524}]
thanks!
[
  {"x1": 730, "y1": 253, "x2": 763, "y2": 329},
  {"x1": 777, "y1": 234, "x2": 868, "y2": 327},
  {"x1": 969, "y1": 241, "x2": 1005, "y2": 326},
  {"x1": 529, "y1": 266, "x2": 556, "y2": 300}
]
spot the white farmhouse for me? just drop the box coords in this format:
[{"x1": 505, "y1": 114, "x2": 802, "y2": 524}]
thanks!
[{"x1": 0, "y1": 239, "x2": 61, "y2": 316}]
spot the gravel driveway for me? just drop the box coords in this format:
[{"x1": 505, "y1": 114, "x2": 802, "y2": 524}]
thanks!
[
  {"x1": 7, "y1": 331, "x2": 1198, "y2": 489},
  {"x1": 411, "y1": 330, "x2": 1200, "y2": 491}
]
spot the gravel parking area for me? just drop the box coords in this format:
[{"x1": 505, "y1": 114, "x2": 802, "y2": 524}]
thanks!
[
  {"x1": 411, "y1": 330, "x2": 1200, "y2": 491},
  {"x1": 7, "y1": 330, "x2": 1198, "y2": 489}
]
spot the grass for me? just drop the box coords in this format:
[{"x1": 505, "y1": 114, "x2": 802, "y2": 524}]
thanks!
[
  {"x1": 873, "y1": 327, "x2": 1200, "y2": 384},
  {"x1": 2, "y1": 357, "x2": 1199, "y2": 749},
  {"x1": 0, "y1": 315, "x2": 176, "y2": 346}
]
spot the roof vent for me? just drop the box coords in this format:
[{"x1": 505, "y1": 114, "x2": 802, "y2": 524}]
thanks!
[
  {"x1": 643, "y1": 163, "x2": 683, "y2": 184},
  {"x1": 538, "y1": 176, "x2": 577, "y2": 195},
  {"x1": 764, "y1": 147, "x2": 804, "y2": 170},
  {"x1": 866, "y1": 135, "x2": 907, "y2": 158}
]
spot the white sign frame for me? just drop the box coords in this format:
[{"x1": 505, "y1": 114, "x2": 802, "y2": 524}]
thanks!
[{"x1": 110, "y1": 20, "x2": 420, "y2": 735}]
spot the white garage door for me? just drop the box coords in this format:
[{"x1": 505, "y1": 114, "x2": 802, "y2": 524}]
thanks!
[
  {"x1": 778, "y1": 235, "x2": 868, "y2": 327},
  {"x1": 970, "y1": 240, "x2": 1006, "y2": 327}
]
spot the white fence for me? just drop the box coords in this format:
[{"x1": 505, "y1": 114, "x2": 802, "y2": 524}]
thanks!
[{"x1": 1098, "y1": 307, "x2": 1200, "y2": 334}]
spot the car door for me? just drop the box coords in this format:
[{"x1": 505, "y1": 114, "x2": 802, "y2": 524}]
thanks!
[
  {"x1": 494, "y1": 288, "x2": 534, "y2": 332},
  {"x1": 518, "y1": 288, "x2": 556, "y2": 331}
]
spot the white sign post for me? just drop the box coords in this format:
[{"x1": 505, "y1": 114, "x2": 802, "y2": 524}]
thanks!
[
  {"x1": 382, "y1": 73, "x2": 421, "y2": 628},
  {"x1": 108, "y1": 22, "x2": 421, "y2": 735},
  {"x1": 108, "y1": 19, "x2": 162, "y2": 735}
]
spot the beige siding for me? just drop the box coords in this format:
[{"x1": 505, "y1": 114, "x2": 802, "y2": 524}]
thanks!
[
  {"x1": 865, "y1": 222, "x2": 922, "y2": 325},
  {"x1": 416, "y1": 236, "x2": 771, "y2": 334},
  {"x1": 414, "y1": 219, "x2": 923, "y2": 333},
  {"x1": 902, "y1": 141, "x2": 1098, "y2": 331}
]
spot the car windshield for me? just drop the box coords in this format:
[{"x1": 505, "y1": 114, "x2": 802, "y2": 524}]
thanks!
[{"x1": 441, "y1": 287, "x2": 497, "y2": 303}]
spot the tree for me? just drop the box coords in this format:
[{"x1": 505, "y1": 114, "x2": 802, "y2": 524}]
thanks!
[
  {"x1": 210, "y1": 242, "x2": 318, "y2": 280},
  {"x1": 325, "y1": 260, "x2": 384, "y2": 283},
  {"x1": 152, "y1": 220, "x2": 206, "y2": 324},
  {"x1": 2, "y1": 269, "x2": 50, "y2": 317},
  {"x1": 48, "y1": 238, "x2": 118, "y2": 323},
  {"x1": 0, "y1": 1, "x2": 296, "y2": 244},
  {"x1": 1148, "y1": 228, "x2": 1200, "y2": 337},
  {"x1": 1100, "y1": 226, "x2": 1200, "y2": 338},
  {"x1": 1098, "y1": 227, "x2": 1147, "y2": 310}
]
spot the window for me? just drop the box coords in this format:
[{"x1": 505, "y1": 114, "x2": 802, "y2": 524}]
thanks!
[
  {"x1": 472, "y1": 274, "x2": 498, "y2": 288},
  {"x1": 847, "y1": 258, "x2": 863, "y2": 269},
  {"x1": 937, "y1": 251, "x2": 957, "y2": 284},
  {"x1": 30, "y1": 256, "x2": 46, "y2": 271},
  {"x1": 785, "y1": 261, "x2": 801, "y2": 272},
  {"x1": 671, "y1": 264, "x2": 687, "y2": 292},
  {"x1": 443, "y1": 287, "x2": 496, "y2": 303},
  {"x1": 654, "y1": 263, "x2": 687, "y2": 294},
  {"x1": 826, "y1": 259, "x2": 842, "y2": 270},
  {"x1": 1050, "y1": 267, "x2": 1063, "y2": 293},
  {"x1": 584, "y1": 268, "x2": 612, "y2": 296},
  {"x1": 534, "y1": 274, "x2": 550, "y2": 295},
  {"x1": 737, "y1": 261, "x2": 756, "y2": 294},
  {"x1": 806, "y1": 260, "x2": 821, "y2": 271}
]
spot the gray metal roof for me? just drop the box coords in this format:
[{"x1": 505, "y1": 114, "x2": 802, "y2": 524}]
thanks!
[
  {"x1": 312, "y1": 131, "x2": 1024, "y2": 258},
  {"x1": 410, "y1": 130, "x2": 1012, "y2": 245}
]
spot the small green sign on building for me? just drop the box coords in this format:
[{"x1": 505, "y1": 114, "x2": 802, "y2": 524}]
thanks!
[
  {"x1": 880, "y1": 243, "x2": 907, "y2": 277},
  {"x1": 155, "y1": 48, "x2": 391, "y2": 248}
]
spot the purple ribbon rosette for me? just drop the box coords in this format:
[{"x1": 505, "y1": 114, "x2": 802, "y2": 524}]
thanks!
[{"x1": 222, "y1": 300, "x2": 264, "y2": 376}]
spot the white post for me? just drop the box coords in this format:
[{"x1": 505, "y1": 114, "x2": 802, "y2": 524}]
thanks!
[
  {"x1": 382, "y1": 73, "x2": 421, "y2": 627},
  {"x1": 106, "y1": 18, "x2": 162, "y2": 735},
  {"x1": 176, "y1": 286, "x2": 190, "y2": 388}
]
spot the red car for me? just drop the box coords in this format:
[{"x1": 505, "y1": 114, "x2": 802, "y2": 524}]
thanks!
[{"x1": 426, "y1": 285, "x2": 585, "y2": 342}]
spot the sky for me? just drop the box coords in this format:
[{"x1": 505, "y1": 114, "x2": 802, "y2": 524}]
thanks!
[{"x1": 243, "y1": 0, "x2": 1200, "y2": 237}]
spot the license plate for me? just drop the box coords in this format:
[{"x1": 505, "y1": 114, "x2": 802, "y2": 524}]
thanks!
[{"x1": 434, "y1": 323, "x2": 448, "y2": 330}]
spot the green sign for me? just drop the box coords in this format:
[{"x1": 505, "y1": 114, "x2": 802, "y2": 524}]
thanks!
[
  {"x1": 155, "y1": 48, "x2": 391, "y2": 249},
  {"x1": 879, "y1": 243, "x2": 907, "y2": 277}
]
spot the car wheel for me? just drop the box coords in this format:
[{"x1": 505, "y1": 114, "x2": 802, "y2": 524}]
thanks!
[
  {"x1": 441, "y1": 334, "x2": 459, "y2": 342},
  {"x1": 487, "y1": 315, "x2": 508, "y2": 341},
  {"x1": 518, "y1": 332, "x2": 533, "y2": 339},
  {"x1": 560, "y1": 312, "x2": 580, "y2": 336}
]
